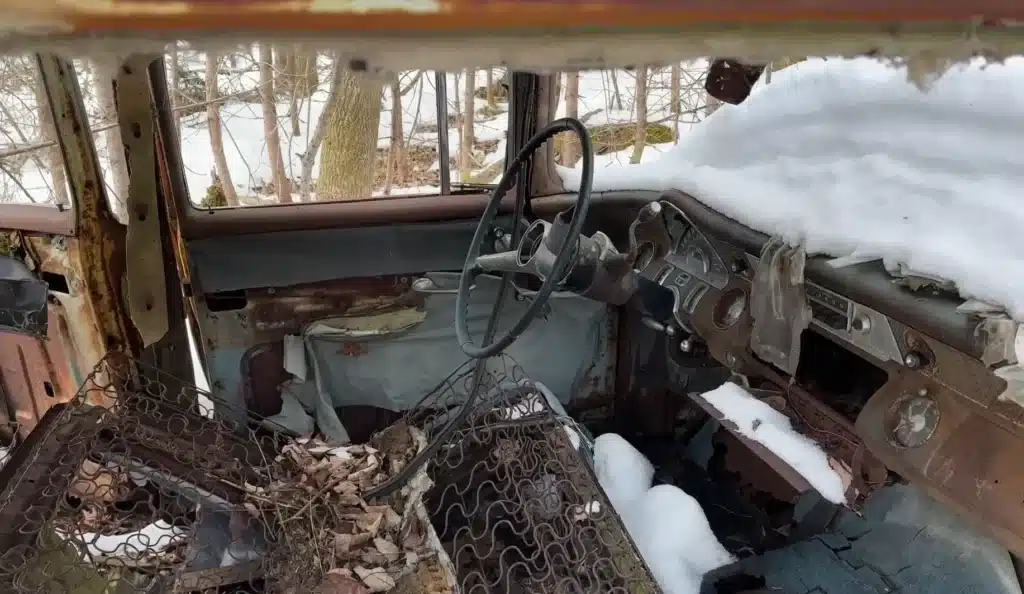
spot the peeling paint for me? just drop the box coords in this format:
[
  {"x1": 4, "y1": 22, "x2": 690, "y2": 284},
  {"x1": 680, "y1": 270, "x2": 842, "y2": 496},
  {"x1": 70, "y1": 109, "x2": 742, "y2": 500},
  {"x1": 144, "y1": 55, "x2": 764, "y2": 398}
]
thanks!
[{"x1": 306, "y1": 308, "x2": 428, "y2": 338}]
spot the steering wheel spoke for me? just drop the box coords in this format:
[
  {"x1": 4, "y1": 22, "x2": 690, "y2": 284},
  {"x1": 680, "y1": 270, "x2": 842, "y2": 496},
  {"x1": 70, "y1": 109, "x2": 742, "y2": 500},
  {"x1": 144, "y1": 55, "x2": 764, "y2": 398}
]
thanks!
[
  {"x1": 456, "y1": 117, "x2": 593, "y2": 358},
  {"x1": 475, "y1": 250, "x2": 529, "y2": 275}
]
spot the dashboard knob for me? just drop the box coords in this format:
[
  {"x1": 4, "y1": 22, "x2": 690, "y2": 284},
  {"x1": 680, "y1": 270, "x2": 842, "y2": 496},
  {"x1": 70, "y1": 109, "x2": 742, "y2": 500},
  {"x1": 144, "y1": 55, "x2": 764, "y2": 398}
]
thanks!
[
  {"x1": 851, "y1": 316, "x2": 871, "y2": 333},
  {"x1": 679, "y1": 338, "x2": 694, "y2": 353},
  {"x1": 638, "y1": 202, "x2": 662, "y2": 222},
  {"x1": 904, "y1": 352, "x2": 922, "y2": 369}
]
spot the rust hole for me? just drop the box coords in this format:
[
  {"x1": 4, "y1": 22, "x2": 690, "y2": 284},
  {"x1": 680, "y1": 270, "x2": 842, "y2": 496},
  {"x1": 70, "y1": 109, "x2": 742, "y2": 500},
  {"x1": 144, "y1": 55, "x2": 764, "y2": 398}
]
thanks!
[
  {"x1": 131, "y1": 122, "x2": 142, "y2": 139},
  {"x1": 43, "y1": 382, "x2": 55, "y2": 398}
]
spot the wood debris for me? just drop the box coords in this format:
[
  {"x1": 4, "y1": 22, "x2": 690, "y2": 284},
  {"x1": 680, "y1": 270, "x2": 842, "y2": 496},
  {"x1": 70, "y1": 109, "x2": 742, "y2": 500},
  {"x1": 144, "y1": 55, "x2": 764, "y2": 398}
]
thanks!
[{"x1": 245, "y1": 426, "x2": 456, "y2": 594}]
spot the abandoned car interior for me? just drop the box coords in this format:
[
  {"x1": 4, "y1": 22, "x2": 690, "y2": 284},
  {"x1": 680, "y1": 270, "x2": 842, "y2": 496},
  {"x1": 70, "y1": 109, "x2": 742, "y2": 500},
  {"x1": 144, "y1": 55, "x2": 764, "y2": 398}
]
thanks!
[{"x1": 2, "y1": 4, "x2": 1024, "y2": 594}]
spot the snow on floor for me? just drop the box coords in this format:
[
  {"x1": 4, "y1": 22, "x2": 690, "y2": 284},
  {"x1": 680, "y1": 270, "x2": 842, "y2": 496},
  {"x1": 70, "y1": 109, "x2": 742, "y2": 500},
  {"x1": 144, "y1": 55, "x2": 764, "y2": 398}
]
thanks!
[
  {"x1": 593, "y1": 433, "x2": 735, "y2": 594},
  {"x1": 702, "y1": 382, "x2": 846, "y2": 504},
  {"x1": 60, "y1": 520, "x2": 187, "y2": 560},
  {"x1": 559, "y1": 57, "x2": 1024, "y2": 321}
]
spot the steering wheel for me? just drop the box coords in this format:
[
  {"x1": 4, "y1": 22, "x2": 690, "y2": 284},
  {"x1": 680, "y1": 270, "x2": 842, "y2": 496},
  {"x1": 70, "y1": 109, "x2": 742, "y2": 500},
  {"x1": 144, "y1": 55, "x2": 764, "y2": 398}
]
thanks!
[{"x1": 456, "y1": 117, "x2": 594, "y2": 359}]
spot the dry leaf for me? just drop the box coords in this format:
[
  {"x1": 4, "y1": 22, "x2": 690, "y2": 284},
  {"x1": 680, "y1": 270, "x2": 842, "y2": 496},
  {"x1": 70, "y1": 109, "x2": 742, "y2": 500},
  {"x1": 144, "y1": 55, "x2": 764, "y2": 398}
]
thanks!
[
  {"x1": 334, "y1": 532, "x2": 373, "y2": 558},
  {"x1": 337, "y1": 494, "x2": 364, "y2": 506},
  {"x1": 401, "y1": 519, "x2": 426, "y2": 550},
  {"x1": 70, "y1": 460, "x2": 124, "y2": 503},
  {"x1": 372, "y1": 538, "x2": 401, "y2": 562},
  {"x1": 315, "y1": 571, "x2": 372, "y2": 594},
  {"x1": 384, "y1": 507, "x2": 402, "y2": 531},
  {"x1": 344, "y1": 511, "x2": 383, "y2": 536},
  {"x1": 361, "y1": 550, "x2": 391, "y2": 565},
  {"x1": 353, "y1": 565, "x2": 396, "y2": 592},
  {"x1": 333, "y1": 481, "x2": 358, "y2": 495}
]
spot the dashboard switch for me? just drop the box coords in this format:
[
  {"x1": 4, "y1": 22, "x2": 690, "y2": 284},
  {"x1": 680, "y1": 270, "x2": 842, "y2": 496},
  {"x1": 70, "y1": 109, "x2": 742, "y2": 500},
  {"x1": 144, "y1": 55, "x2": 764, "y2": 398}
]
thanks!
[{"x1": 852, "y1": 315, "x2": 871, "y2": 333}]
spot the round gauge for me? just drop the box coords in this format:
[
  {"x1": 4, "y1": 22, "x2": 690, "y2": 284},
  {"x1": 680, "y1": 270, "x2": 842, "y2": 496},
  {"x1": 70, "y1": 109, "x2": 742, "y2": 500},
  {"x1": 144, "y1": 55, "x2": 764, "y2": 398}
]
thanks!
[
  {"x1": 712, "y1": 289, "x2": 747, "y2": 328},
  {"x1": 885, "y1": 394, "x2": 940, "y2": 448}
]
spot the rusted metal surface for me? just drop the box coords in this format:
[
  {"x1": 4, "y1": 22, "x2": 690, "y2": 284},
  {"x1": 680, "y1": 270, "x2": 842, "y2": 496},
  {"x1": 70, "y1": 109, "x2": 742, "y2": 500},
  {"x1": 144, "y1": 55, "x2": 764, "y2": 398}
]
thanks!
[
  {"x1": 36, "y1": 54, "x2": 140, "y2": 365},
  {"x1": 0, "y1": 204, "x2": 73, "y2": 235},
  {"x1": 0, "y1": 302, "x2": 77, "y2": 438},
  {"x1": 856, "y1": 332, "x2": 1024, "y2": 557},
  {"x1": 715, "y1": 429, "x2": 802, "y2": 505},
  {"x1": 5, "y1": 0, "x2": 1024, "y2": 37},
  {"x1": 203, "y1": 276, "x2": 420, "y2": 350},
  {"x1": 179, "y1": 192, "x2": 511, "y2": 239},
  {"x1": 705, "y1": 59, "x2": 766, "y2": 105},
  {"x1": 240, "y1": 341, "x2": 288, "y2": 417}
]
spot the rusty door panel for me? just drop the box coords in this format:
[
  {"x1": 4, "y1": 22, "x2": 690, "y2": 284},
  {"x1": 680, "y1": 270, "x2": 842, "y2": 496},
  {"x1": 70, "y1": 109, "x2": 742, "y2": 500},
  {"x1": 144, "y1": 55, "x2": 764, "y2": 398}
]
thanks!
[{"x1": 0, "y1": 303, "x2": 77, "y2": 439}]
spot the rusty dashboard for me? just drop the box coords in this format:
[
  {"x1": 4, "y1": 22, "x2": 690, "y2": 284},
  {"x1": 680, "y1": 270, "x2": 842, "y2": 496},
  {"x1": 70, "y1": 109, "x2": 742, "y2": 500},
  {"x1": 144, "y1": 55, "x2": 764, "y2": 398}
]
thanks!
[{"x1": 632, "y1": 189, "x2": 1023, "y2": 557}]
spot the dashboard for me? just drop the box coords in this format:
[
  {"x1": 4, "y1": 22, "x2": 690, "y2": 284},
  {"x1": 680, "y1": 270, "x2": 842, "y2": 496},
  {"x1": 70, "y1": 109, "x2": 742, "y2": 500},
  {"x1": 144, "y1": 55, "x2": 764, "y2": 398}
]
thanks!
[
  {"x1": 627, "y1": 189, "x2": 1024, "y2": 558},
  {"x1": 637, "y1": 193, "x2": 983, "y2": 368}
]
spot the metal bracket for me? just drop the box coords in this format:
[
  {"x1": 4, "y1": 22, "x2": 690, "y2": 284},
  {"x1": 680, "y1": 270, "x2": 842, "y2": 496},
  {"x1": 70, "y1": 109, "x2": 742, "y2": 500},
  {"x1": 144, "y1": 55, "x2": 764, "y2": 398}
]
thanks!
[
  {"x1": 117, "y1": 54, "x2": 169, "y2": 348},
  {"x1": 749, "y1": 236, "x2": 812, "y2": 376}
]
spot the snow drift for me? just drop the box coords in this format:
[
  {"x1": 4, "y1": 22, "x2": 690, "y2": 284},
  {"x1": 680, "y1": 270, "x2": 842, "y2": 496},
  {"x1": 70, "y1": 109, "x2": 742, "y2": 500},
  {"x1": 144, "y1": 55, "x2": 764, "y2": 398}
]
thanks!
[{"x1": 559, "y1": 57, "x2": 1024, "y2": 320}]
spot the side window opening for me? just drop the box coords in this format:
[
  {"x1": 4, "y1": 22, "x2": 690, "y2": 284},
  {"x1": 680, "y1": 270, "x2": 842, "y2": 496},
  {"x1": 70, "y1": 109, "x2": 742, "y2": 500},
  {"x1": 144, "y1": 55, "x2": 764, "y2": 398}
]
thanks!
[
  {"x1": 554, "y1": 64, "x2": 711, "y2": 171},
  {"x1": 166, "y1": 43, "x2": 509, "y2": 208},
  {"x1": 0, "y1": 56, "x2": 72, "y2": 209}
]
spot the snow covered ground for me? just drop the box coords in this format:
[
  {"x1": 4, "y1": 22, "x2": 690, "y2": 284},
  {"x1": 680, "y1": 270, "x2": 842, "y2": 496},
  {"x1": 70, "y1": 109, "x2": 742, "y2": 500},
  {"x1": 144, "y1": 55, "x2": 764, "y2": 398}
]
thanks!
[{"x1": 560, "y1": 57, "x2": 1024, "y2": 321}]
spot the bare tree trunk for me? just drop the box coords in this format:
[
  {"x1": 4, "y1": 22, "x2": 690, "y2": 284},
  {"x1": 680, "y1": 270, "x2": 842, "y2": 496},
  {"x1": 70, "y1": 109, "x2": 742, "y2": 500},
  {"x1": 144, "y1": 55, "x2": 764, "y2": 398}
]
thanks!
[
  {"x1": 317, "y1": 71, "x2": 381, "y2": 201},
  {"x1": 32, "y1": 76, "x2": 68, "y2": 207},
  {"x1": 610, "y1": 69, "x2": 623, "y2": 110},
  {"x1": 389, "y1": 80, "x2": 406, "y2": 189},
  {"x1": 562, "y1": 72, "x2": 579, "y2": 166},
  {"x1": 670, "y1": 64, "x2": 681, "y2": 114},
  {"x1": 93, "y1": 59, "x2": 130, "y2": 220},
  {"x1": 298, "y1": 58, "x2": 342, "y2": 201},
  {"x1": 670, "y1": 64, "x2": 681, "y2": 143},
  {"x1": 485, "y1": 69, "x2": 495, "y2": 107},
  {"x1": 289, "y1": 86, "x2": 301, "y2": 137},
  {"x1": 294, "y1": 52, "x2": 319, "y2": 99},
  {"x1": 452, "y1": 71, "x2": 461, "y2": 163},
  {"x1": 274, "y1": 46, "x2": 292, "y2": 90},
  {"x1": 460, "y1": 69, "x2": 475, "y2": 182},
  {"x1": 286, "y1": 51, "x2": 319, "y2": 137},
  {"x1": 205, "y1": 52, "x2": 239, "y2": 206},
  {"x1": 630, "y1": 66, "x2": 649, "y2": 165},
  {"x1": 259, "y1": 44, "x2": 292, "y2": 203}
]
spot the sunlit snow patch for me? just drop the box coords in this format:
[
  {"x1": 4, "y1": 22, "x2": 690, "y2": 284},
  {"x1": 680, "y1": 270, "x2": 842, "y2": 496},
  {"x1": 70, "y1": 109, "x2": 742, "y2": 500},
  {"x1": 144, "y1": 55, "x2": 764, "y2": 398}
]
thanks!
[{"x1": 702, "y1": 382, "x2": 846, "y2": 504}]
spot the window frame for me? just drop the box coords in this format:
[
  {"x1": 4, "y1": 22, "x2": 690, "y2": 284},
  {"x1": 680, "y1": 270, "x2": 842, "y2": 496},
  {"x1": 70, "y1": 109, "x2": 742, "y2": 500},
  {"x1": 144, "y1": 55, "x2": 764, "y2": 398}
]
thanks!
[{"x1": 168, "y1": 57, "x2": 508, "y2": 216}]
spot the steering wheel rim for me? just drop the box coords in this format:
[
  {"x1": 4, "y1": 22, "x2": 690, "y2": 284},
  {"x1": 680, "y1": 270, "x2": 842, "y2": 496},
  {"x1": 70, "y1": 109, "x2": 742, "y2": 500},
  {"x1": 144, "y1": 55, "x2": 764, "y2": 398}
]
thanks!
[{"x1": 455, "y1": 117, "x2": 594, "y2": 358}]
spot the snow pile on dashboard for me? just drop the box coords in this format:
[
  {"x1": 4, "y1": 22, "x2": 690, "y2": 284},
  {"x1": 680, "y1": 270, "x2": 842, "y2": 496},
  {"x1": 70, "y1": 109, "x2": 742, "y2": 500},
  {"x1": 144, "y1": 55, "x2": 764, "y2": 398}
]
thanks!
[
  {"x1": 558, "y1": 57, "x2": 1024, "y2": 320},
  {"x1": 702, "y1": 382, "x2": 847, "y2": 504},
  {"x1": 593, "y1": 434, "x2": 735, "y2": 594}
]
